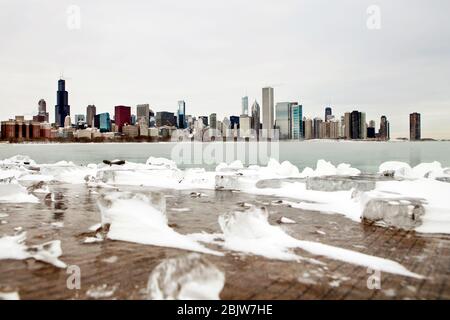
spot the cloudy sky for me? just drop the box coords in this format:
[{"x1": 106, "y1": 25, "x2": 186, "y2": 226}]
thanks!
[{"x1": 1, "y1": 0, "x2": 449, "y2": 138}]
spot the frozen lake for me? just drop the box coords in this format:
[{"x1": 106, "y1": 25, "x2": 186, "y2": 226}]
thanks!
[{"x1": 1, "y1": 141, "x2": 449, "y2": 173}]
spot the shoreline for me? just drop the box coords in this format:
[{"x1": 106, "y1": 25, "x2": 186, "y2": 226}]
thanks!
[{"x1": 0, "y1": 139, "x2": 448, "y2": 145}]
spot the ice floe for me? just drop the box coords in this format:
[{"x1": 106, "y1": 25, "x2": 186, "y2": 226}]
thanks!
[
  {"x1": 96, "y1": 192, "x2": 222, "y2": 256},
  {"x1": 0, "y1": 233, "x2": 66, "y2": 268},
  {"x1": 147, "y1": 253, "x2": 225, "y2": 300}
]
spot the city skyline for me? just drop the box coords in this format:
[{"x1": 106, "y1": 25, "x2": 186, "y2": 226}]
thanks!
[
  {"x1": 1, "y1": 1, "x2": 449, "y2": 138},
  {"x1": 0, "y1": 78, "x2": 423, "y2": 142}
]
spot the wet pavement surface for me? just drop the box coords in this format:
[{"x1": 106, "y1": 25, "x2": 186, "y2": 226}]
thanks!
[{"x1": 0, "y1": 183, "x2": 449, "y2": 300}]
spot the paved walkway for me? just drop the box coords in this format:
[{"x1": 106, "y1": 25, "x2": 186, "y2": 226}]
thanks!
[{"x1": 0, "y1": 184, "x2": 448, "y2": 300}]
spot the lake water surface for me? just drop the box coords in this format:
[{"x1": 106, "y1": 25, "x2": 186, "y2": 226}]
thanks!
[{"x1": 1, "y1": 141, "x2": 449, "y2": 173}]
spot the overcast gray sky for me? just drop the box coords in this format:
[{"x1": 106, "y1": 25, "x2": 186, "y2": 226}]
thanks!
[{"x1": 1, "y1": 0, "x2": 449, "y2": 138}]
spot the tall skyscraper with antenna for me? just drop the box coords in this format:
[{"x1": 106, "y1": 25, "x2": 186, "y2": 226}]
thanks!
[{"x1": 55, "y1": 79, "x2": 70, "y2": 127}]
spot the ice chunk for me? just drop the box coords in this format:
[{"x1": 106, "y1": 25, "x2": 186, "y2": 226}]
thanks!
[
  {"x1": 379, "y1": 162, "x2": 413, "y2": 178},
  {"x1": 147, "y1": 253, "x2": 225, "y2": 300},
  {"x1": 300, "y1": 160, "x2": 360, "y2": 177},
  {"x1": 362, "y1": 196, "x2": 426, "y2": 230},
  {"x1": 215, "y1": 174, "x2": 244, "y2": 191},
  {"x1": 97, "y1": 192, "x2": 221, "y2": 255},
  {"x1": 412, "y1": 162, "x2": 444, "y2": 178},
  {"x1": 375, "y1": 179, "x2": 450, "y2": 234},
  {"x1": 0, "y1": 291, "x2": 20, "y2": 300},
  {"x1": 86, "y1": 284, "x2": 117, "y2": 299},
  {"x1": 279, "y1": 217, "x2": 296, "y2": 224},
  {"x1": 0, "y1": 183, "x2": 39, "y2": 203},
  {"x1": 193, "y1": 207, "x2": 422, "y2": 278},
  {"x1": 0, "y1": 155, "x2": 36, "y2": 166},
  {"x1": 0, "y1": 233, "x2": 66, "y2": 268},
  {"x1": 306, "y1": 175, "x2": 377, "y2": 192},
  {"x1": 27, "y1": 181, "x2": 50, "y2": 194}
]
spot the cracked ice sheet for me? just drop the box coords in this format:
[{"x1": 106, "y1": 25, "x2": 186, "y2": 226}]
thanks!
[
  {"x1": 0, "y1": 233, "x2": 66, "y2": 268},
  {"x1": 190, "y1": 208, "x2": 423, "y2": 279},
  {"x1": 97, "y1": 192, "x2": 222, "y2": 256}
]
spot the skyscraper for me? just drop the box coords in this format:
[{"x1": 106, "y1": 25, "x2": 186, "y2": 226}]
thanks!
[
  {"x1": 251, "y1": 100, "x2": 261, "y2": 138},
  {"x1": 262, "y1": 87, "x2": 274, "y2": 136},
  {"x1": 291, "y1": 104, "x2": 303, "y2": 140},
  {"x1": 55, "y1": 79, "x2": 70, "y2": 127},
  {"x1": 199, "y1": 116, "x2": 209, "y2": 127},
  {"x1": 156, "y1": 111, "x2": 176, "y2": 127},
  {"x1": 33, "y1": 99, "x2": 49, "y2": 122},
  {"x1": 178, "y1": 100, "x2": 186, "y2": 129},
  {"x1": 344, "y1": 112, "x2": 351, "y2": 139},
  {"x1": 275, "y1": 102, "x2": 293, "y2": 140},
  {"x1": 410, "y1": 113, "x2": 421, "y2": 141},
  {"x1": 325, "y1": 107, "x2": 333, "y2": 122},
  {"x1": 114, "y1": 106, "x2": 131, "y2": 132},
  {"x1": 304, "y1": 118, "x2": 313, "y2": 140},
  {"x1": 379, "y1": 116, "x2": 390, "y2": 140},
  {"x1": 137, "y1": 104, "x2": 150, "y2": 126},
  {"x1": 209, "y1": 113, "x2": 217, "y2": 129},
  {"x1": 350, "y1": 111, "x2": 360, "y2": 139},
  {"x1": 242, "y1": 96, "x2": 249, "y2": 116},
  {"x1": 86, "y1": 105, "x2": 96, "y2": 128},
  {"x1": 96, "y1": 113, "x2": 111, "y2": 132},
  {"x1": 313, "y1": 118, "x2": 323, "y2": 139},
  {"x1": 359, "y1": 112, "x2": 367, "y2": 140}
]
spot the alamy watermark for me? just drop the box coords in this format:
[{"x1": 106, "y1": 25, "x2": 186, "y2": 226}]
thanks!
[
  {"x1": 67, "y1": 5, "x2": 81, "y2": 30},
  {"x1": 367, "y1": 5, "x2": 381, "y2": 30},
  {"x1": 169, "y1": 129, "x2": 280, "y2": 167},
  {"x1": 67, "y1": 265, "x2": 81, "y2": 290},
  {"x1": 366, "y1": 268, "x2": 381, "y2": 290}
]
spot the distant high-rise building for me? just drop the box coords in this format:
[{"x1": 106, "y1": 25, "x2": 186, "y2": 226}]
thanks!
[
  {"x1": 410, "y1": 113, "x2": 421, "y2": 141},
  {"x1": 325, "y1": 107, "x2": 333, "y2": 122},
  {"x1": 222, "y1": 117, "x2": 231, "y2": 136},
  {"x1": 367, "y1": 120, "x2": 376, "y2": 139},
  {"x1": 86, "y1": 105, "x2": 96, "y2": 128},
  {"x1": 137, "y1": 104, "x2": 150, "y2": 126},
  {"x1": 55, "y1": 79, "x2": 70, "y2": 127},
  {"x1": 291, "y1": 104, "x2": 303, "y2": 140},
  {"x1": 304, "y1": 118, "x2": 313, "y2": 140},
  {"x1": 156, "y1": 111, "x2": 176, "y2": 127},
  {"x1": 242, "y1": 96, "x2": 249, "y2": 116},
  {"x1": 240, "y1": 115, "x2": 251, "y2": 138},
  {"x1": 64, "y1": 115, "x2": 71, "y2": 128},
  {"x1": 177, "y1": 101, "x2": 186, "y2": 129},
  {"x1": 379, "y1": 116, "x2": 390, "y2": 140},
  {"x1": 131, "y1": 115, "x2": 138, "y2": 125},
  {"x1": 230, "y1": 116, "x2": 240, "y2": 130},
  {"x1": 74, "y1": 114, "x2": 85, "y2": 126},
  {"x1": 114, "y1": 106, "x2": 131, "y2": 132},
  {"x1": 98, "y1": 113, "x2": 111, "y2": 132},
  {"x1": 313, "y1": 118, "x2": 323, "y2": 139},
  {"x1": 262, "y1": 87, "x2": 274, "y2": 136},
  {"x1": 199, "y1": 116, "x2": 209, "y2": 127},
  {"x1": 275, "y1": 102, "x2": 293, "y2": 140},
  {"x1": 251, "y1": 100, "x2": 261, "y2": 138},
  {"x1": 209, "y1": 113, "x2": 217, "y2": 129},
  {"x1": 330, "y1": 120, "x2": 340, "y2": 139},
  {"x1": 350, "y1": 111, "x2": 360, "y2": 139},
  {"x1": 359, "y1": 112, "x2": 367, "y2": 140},
  {"x1": 33, "y1": 99, "x2": 49, "y2": 122},
  {"x1": 344, "y1": 112, "x2": 351, "y2": 139}
]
